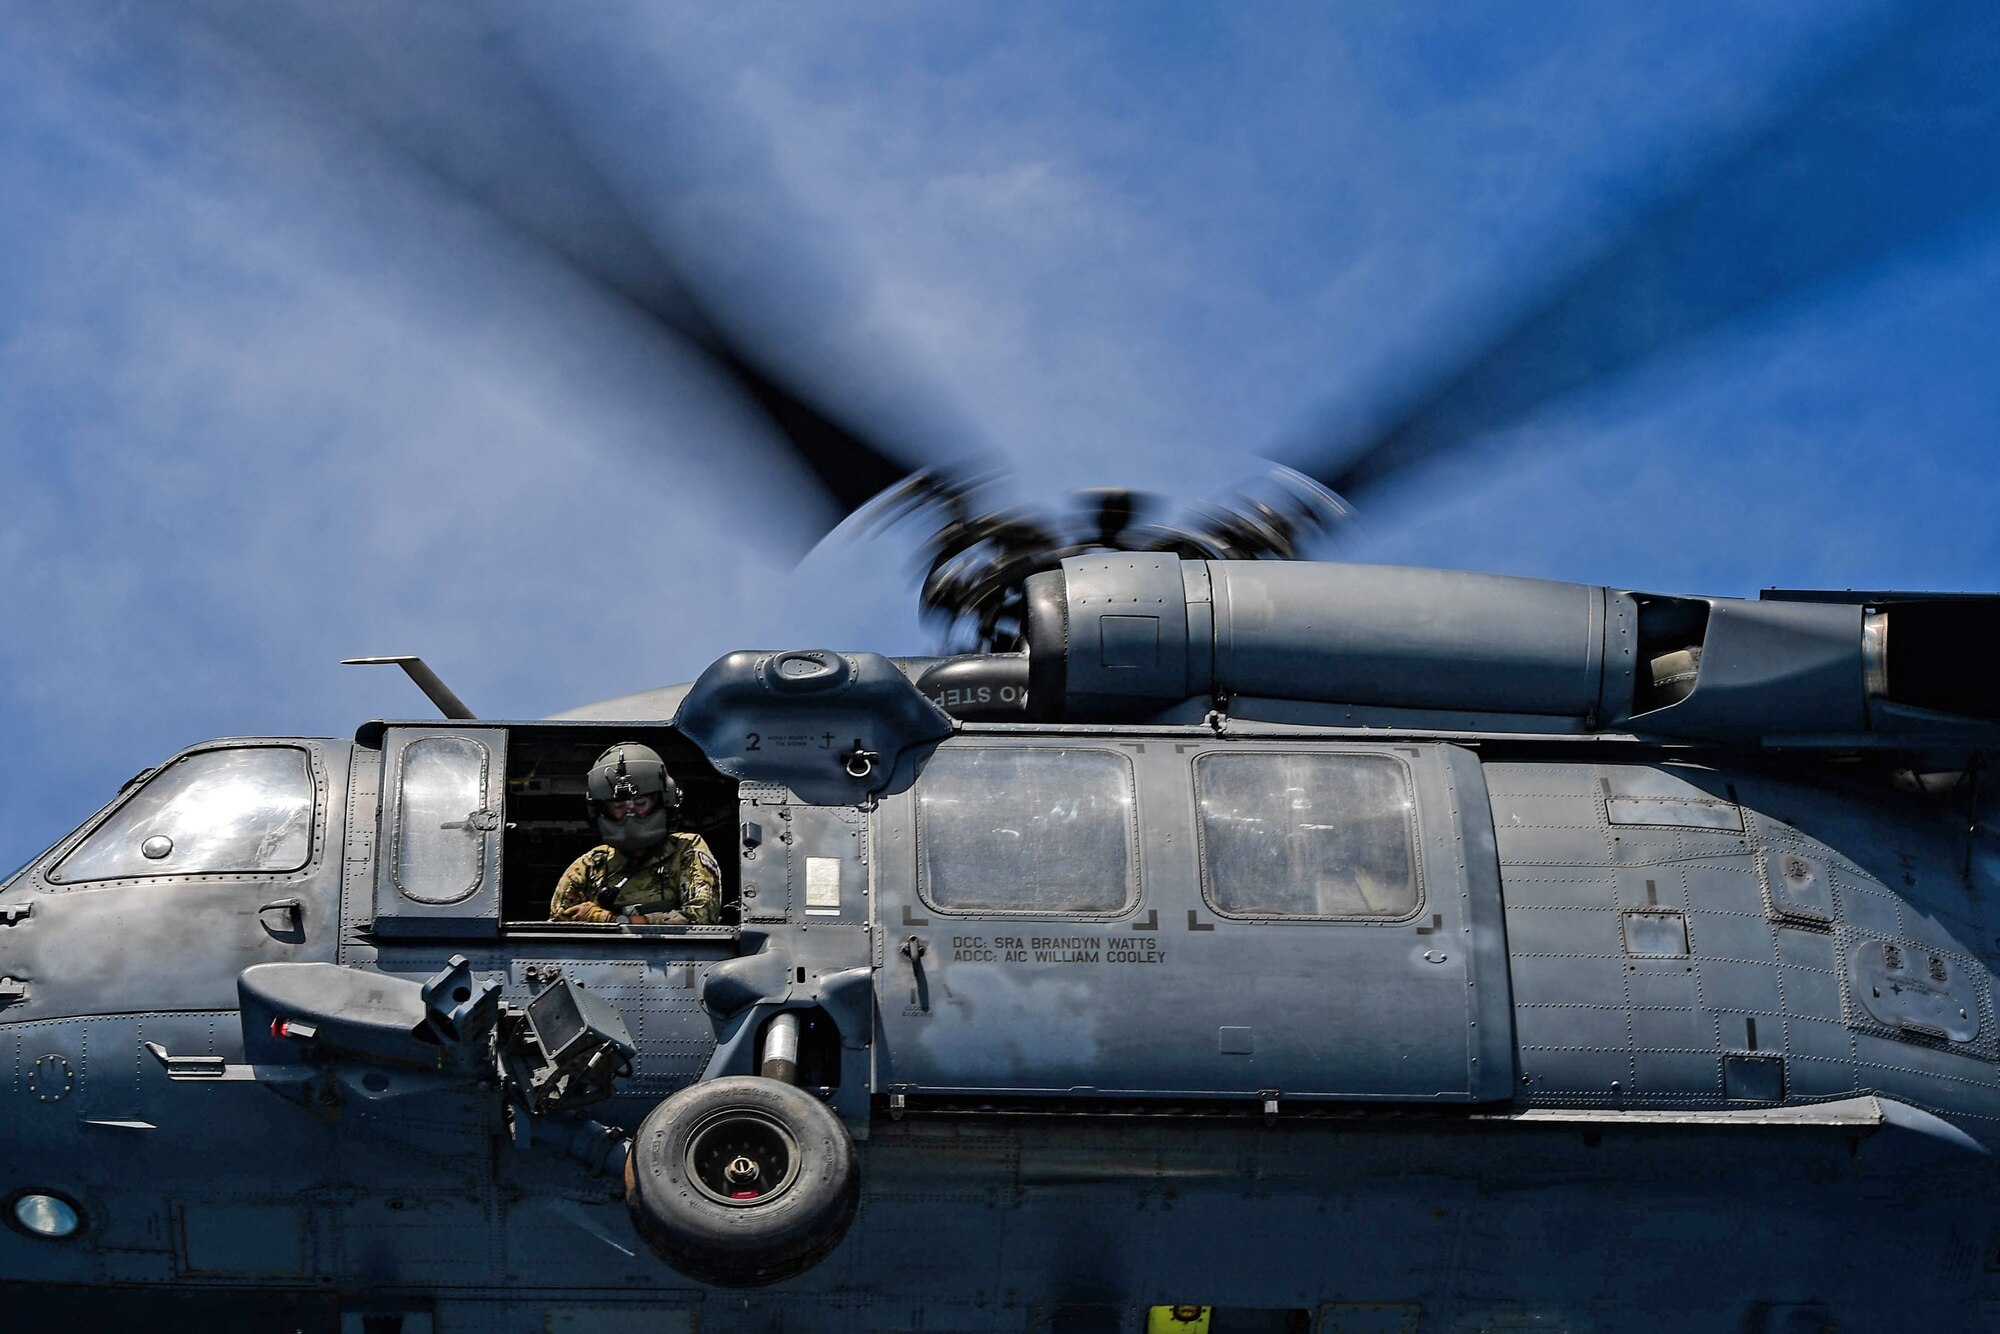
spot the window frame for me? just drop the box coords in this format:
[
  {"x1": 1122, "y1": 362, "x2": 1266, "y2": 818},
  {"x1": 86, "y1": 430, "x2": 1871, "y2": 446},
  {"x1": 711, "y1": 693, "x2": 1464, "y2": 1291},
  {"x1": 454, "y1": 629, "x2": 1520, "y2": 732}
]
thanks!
[
  {"x1": 488, "y1": 720, "x2": 745, "y2": 936},
  {"x1": 40, "y1": 742, "x2": 328, "y2": 889},
  {"x1": 914, "y1": 743, "x2": 1142, "y2": 920},
  {"x1": 388, "y1": 733, "x2": 492, "y2": 907},
  {"x1": 1192, "y1": 747, "x2": 1426, "y2": 924}
]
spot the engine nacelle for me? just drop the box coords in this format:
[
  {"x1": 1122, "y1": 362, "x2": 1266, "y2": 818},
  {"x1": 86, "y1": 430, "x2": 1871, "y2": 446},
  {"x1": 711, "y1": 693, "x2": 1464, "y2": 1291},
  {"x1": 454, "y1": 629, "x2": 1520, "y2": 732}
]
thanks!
[{"x1": 1015, "y1": 557, "x2": 1997, "y2": 742}]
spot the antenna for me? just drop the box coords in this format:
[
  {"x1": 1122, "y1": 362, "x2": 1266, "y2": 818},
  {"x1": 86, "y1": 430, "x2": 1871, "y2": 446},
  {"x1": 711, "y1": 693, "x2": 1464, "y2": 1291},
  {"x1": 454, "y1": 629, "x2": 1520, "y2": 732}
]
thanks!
[{"x1": 341, "y1": 656, "x2": 477, "y2": 720}]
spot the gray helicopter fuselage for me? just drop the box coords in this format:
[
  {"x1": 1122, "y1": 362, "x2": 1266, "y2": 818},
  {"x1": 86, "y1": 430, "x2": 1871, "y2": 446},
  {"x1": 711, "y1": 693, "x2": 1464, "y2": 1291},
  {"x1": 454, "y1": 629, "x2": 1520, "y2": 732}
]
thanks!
[
  {"x1": 3, "y1": 560, "x2": 1999, "y2": 1332},
  {"x1": 0, "y1": 560, "x2": 1992, "y2": 1328}
]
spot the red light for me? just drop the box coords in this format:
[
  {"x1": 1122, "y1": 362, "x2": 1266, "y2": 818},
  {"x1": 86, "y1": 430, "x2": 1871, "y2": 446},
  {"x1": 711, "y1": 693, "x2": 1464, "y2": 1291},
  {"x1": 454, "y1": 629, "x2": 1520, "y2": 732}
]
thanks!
[{"x1": 271, "y1": 1018, "x2": 293, "y2": 1039}]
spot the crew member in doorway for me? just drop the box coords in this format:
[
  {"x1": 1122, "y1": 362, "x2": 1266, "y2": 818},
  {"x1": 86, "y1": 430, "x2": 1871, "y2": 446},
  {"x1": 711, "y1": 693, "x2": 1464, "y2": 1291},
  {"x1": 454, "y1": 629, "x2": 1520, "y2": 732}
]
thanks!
[{"x1": 549, "y1": 742, "x2": 720, "y2": 925}]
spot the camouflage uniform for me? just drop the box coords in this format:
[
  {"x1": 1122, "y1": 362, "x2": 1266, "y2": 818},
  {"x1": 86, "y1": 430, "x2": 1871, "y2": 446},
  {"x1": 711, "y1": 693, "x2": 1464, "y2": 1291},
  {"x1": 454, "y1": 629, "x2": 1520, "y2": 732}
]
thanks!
[{"x1": 548, "y1": 832, "x2": 721, "y2": 925}]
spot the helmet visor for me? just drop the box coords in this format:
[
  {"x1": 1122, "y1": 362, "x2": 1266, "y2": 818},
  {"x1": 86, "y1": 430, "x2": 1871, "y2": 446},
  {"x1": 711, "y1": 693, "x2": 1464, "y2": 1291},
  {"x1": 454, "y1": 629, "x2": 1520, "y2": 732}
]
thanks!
[{"x1": 602, "y1": 795, "x2": 659, "y2": 820}]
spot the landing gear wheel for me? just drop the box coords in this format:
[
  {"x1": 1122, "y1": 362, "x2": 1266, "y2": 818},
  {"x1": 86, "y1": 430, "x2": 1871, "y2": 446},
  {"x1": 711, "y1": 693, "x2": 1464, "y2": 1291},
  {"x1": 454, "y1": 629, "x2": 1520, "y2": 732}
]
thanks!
[{"x1": 625, "y1": 1076, "x2": 860, "y2": 1287}]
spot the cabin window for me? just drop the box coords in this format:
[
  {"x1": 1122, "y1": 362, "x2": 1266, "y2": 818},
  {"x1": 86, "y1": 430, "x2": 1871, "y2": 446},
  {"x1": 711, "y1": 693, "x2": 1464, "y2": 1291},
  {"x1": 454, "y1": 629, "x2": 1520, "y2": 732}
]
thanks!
[
  {"x1": 917, "y1": 746, "x2": 1137, "y2": 914},
  {"x1": 49, "y1": 746, "x2": 314, "y2": 883},
  {"x1": 1196, "y1": 752, "x2": 1420, "y2": 919}
]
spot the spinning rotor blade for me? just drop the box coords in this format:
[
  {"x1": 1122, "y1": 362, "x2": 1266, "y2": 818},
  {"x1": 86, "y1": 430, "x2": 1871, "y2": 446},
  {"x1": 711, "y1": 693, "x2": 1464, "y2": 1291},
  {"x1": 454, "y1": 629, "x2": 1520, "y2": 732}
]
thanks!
[
  {"x1": 1288, "y1": 0, "x2": 2000, "y2": 502},
  {"x1": 192, "y1": 3, "x2": 925, "y2": 519},
  {"x1": 1071, "y1": 488, "x2": 1155, "y2": 549}
]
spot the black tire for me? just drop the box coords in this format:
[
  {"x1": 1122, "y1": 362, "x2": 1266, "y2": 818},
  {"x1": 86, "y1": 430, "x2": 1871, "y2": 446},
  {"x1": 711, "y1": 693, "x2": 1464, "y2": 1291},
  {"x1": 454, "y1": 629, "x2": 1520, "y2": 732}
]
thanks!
[{"x1": 624, "y1": 1076, "x2": 860, "y2": 1288}]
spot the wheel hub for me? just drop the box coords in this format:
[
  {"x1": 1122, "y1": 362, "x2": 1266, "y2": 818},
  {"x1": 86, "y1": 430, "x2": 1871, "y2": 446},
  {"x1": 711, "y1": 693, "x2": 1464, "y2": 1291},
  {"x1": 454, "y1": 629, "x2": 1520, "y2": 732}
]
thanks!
[{"x1": 685, "y1": 1109, "x2": 801, "y2": 1207}]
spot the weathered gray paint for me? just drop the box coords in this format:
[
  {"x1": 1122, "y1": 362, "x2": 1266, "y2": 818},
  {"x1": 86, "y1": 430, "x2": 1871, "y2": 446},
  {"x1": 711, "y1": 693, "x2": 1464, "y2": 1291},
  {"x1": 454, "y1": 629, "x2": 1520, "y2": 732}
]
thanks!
[
  {"x1": 3, "y1": 564, "x2": 1999, "y2": 1328},
  {"x1": 871, "y1": 737, "x2": 1514, "y2": 1102},
  {"x1": 1025, "y1": 559, "x2": 1990, "y2": 747}
]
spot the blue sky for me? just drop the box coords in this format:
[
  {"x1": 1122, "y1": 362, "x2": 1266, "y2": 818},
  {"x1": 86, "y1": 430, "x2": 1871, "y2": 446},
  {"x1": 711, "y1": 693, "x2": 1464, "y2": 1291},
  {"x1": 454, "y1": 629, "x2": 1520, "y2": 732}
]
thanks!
[{"x1": 3, "y1": 1, "x2": 1998, "y2": 867}]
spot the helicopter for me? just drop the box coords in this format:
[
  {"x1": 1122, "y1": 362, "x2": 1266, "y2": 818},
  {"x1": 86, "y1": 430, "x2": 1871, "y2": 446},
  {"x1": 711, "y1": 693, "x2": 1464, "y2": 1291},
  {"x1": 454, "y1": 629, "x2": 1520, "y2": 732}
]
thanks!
[{"x1": 6, "y1": 3, "x2": 2000, "y2": 1331}]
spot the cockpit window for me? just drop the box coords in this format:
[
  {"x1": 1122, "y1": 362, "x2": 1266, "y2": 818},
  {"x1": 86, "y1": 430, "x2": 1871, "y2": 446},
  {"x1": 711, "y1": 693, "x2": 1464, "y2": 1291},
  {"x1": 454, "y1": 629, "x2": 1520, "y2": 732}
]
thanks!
[
  {"x1": 1196, "y1": 752, "x2": 1420, "y2": 919},
  {"x1": 917, "y1": 746, "x2": 1137, "y2": 914},
  {"x1": 49, "y1": 747, "x2": 314, "y2": 883}
]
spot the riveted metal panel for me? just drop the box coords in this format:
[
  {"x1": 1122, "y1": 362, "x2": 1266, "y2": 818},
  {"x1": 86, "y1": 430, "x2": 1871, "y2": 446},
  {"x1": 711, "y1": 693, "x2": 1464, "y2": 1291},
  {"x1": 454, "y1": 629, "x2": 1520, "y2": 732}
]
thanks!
[{"x1": 1063, "y1": 555, "x2": 1193, "y2": 707}]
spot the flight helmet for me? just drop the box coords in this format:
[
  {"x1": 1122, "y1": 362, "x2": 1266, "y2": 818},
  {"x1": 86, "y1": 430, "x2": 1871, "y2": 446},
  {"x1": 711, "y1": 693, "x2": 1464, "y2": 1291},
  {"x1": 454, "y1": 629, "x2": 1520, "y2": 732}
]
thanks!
[{"x1": 586, "y1": 742, "x2": 679, "y2": 852}]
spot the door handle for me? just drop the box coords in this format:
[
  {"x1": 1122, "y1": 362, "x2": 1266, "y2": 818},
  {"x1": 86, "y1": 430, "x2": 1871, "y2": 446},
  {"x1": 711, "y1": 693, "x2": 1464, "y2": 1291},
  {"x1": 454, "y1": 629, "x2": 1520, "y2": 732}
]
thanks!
[
  {"x1": 900, "y1": 935, "x2": 929, "y2": 1013},
  {"x1": 258, "y1": 898, "x2": 304, "y2": 933}
]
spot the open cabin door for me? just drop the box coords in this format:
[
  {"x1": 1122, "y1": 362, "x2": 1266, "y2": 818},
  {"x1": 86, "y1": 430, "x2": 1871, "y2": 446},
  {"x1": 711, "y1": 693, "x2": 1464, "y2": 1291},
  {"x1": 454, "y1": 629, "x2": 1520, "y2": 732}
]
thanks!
[
  {"x1": 871, "y1": 737, "x2": 1514, "y2": 1103},
  {"x1": 372, "y1": 726, "x2": 508, "y2": 939}
]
